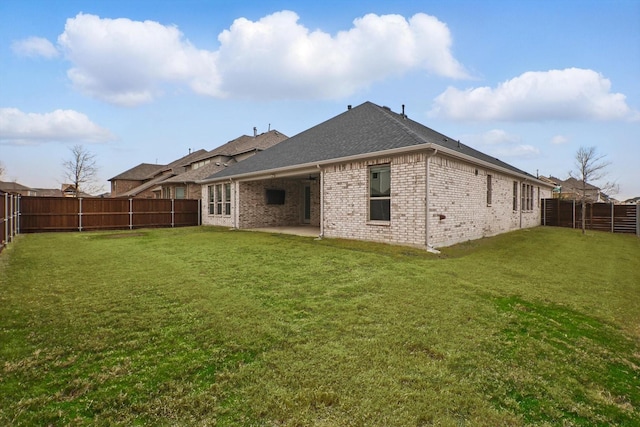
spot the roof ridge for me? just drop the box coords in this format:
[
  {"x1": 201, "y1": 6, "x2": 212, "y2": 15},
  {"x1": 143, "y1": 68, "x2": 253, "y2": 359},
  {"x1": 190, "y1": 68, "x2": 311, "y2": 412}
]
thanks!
[{"x1": 376, "y1": 104, "x2": 430, "y2": 146}]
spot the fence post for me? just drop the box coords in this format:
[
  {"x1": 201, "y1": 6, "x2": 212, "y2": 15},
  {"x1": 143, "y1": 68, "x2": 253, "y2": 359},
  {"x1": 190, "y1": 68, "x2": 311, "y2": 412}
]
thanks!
[
  {"x1": 3, "y1": 192, "x2": 7, "y2": 247},
  {"x1": 542, "y1": 198, "x2": 546, "y2": 225},
  {"x1": 611, "y1": 202, "x2": 614, "y2": 233},
  {"x1": 171, "y1": 199, "x2": 175, "y2": 228},
  {"x1": 572, "y1": 199, "x2": 576, "y2": 229},
  {"x1": 129, "y1": 198, "x2": 133, "y2": 230},
  {"x1": 78, "y1": 197, "x2": 83, "y2": 232},
  {"x1": 16, "y1": 195, "x2": 20, "y2": 235},
  {"x1": 9, "y1": 194, "x2": 14, "y2": 243},
  {"x1": 636, "y1": 203, "x2": 639, "y2": 237}
]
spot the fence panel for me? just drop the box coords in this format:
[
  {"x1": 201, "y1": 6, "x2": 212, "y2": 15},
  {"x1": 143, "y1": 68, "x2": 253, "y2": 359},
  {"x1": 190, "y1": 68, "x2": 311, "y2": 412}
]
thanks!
[
  {"x1": 20, "y1": 197, "x2": 80, "y2": 232},
  {"x1": 542, "y1": 199, "x2": 638, "y2": 235},
  {"x1": 18, "y1": 196, "x2": 200, "y2": 233}
]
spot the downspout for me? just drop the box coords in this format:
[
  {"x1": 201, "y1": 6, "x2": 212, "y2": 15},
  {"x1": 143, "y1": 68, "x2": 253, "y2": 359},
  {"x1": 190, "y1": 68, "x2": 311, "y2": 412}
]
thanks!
[
  {"x1": 425, "y1": 149, "x2": 439, "y2": 253},
  {"x1": 317, "y1": 164, "x2": 324, "y2": 239},
  {"x1": 231, "y1": 178, "x2": 238, "y2": 229}
]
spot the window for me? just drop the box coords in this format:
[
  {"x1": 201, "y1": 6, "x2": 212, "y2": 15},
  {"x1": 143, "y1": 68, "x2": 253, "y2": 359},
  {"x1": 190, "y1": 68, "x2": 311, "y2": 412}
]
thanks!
[
  {"x1": 208, "y1": 185, "x2": 215, "y2": 214},
  {"x1": 215, "y1": 184, "x2": 223, "y2": 214},
  {"x1": 530, "y1": 185, "x2": 534, "y2": 210},
  {"x1": 369, "y1": 165, "x2": 391, "y2": 221},
  {"x1": 224, "y1": 183, "x2": 231, "y2": 215},
  {"x1": 486, "y1": 175, "x2": 492, "y2": 205},
  {"x1": 162, "y1": 187, "x2": 171, "y2": 199},
  {"x1": 175, "y1": 187, "x2": 185, "y2": 199},
  {"x1": 513, "y1": 181, "x2": 518, "y2": 211},
  {"x1": 521, "y1": 183, "x2": 534, "y2": 211}
]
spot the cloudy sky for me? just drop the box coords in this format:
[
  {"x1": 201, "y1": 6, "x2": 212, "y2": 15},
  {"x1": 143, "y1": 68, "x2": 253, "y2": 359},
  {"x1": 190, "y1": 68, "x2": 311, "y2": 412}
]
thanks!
[{"x1": 1, "y1": 0, "x2": 639, "y2": 199}]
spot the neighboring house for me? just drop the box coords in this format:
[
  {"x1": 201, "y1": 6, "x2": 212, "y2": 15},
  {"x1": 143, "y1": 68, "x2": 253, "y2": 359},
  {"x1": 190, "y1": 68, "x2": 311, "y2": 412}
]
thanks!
[
  {"x1": 539, "y1": 176, "x2": 607, "y2": 202},
  {"x1": 0, "y1": 181, "x2": 94, "y2": 197},
  {"x1": 109, "y1": 150, "x2": 207, "y2": 198},
  {"x1": 0, "y1": 180, "x2": 37, "y2": 196},
  {"x1": 199, "y1": 102, "x2": 553, "y2": 249},
  {"x1": 160, "y1": 130, "x2": 288, "y2": 200},
  {"x1": 108, "y1": 129, "x2": 287, "y2": 200}
]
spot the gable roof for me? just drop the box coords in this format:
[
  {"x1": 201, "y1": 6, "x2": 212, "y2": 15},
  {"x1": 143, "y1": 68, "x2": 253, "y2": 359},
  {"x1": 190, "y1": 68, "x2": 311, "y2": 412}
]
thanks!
[
  {"x1": 0, "y1": 180, "x2": 32, "y2": 193},
  {"x1": 109, "y1": 163, "x2": 165, "y2": 181},
  {"x1": 164, "y1": 130, "x2": 288, "y2": 184},
  {"x1": 200, "y1": 102, "x2": 544, "y2": 183}
]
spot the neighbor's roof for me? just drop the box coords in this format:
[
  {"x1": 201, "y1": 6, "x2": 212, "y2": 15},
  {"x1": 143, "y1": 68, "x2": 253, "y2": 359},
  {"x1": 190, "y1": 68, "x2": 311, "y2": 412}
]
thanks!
[
  {"x1": 166, "y1": 130, "x2": 288, "y2": 183},
  {"x1": 108, "y1": 163, "x2": 165, "y2": 181},
  {"x1": 200, "y1": 101, "x2": 544, "y2": 183},
  {"x1": 0, "y1": 180, "x2": 32, "y2": 193}
]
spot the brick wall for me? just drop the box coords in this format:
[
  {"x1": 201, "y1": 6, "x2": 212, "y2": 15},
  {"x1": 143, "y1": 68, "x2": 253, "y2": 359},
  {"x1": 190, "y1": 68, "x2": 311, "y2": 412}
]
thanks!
[
  {"x1": 201, "y1": 178, "x2": 321, "y2": 228},
  {"x1": 428, "y1": 154, "x2": 551, "y2": 247},
  {"x1": 322, "y1": 152, "x2": 551, "y2": 248},
  {"x1": 201, "y1": 152, "x2": 551, "y2": 249},
  {"x1": 322, "y1": 153, "x2": 428, "y2": 247}
]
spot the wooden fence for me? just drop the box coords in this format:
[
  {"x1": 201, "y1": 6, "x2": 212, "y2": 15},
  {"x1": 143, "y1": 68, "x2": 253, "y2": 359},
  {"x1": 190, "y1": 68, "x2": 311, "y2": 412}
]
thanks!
[
  {"x1": 15, "y1": 196, "x2": 200, "y2": 233},
  {"x1": 541, "y1": 199, "x2": 639, "y2": 235}
]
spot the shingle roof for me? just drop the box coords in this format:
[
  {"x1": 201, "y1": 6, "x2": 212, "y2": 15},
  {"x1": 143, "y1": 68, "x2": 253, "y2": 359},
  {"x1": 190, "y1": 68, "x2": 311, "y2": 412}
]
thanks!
[
  {"x1": 201, "y1": 101, "x2": 538, "y2": 182},
  {"x1": 109, "y1": 163, "x2": 165, "y2": 181},
  {"x1": 0, "y1": 180, "x2": 32, "y2": 192},
  {"x1": 166, "y1": 130, "x2": 288, "y2": 183}
]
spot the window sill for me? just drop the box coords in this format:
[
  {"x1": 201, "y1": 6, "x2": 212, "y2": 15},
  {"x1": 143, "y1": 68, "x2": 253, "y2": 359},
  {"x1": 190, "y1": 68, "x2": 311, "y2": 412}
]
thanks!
[{"x1": 367, "y1": 220, "x2": 391, "y2": 226}]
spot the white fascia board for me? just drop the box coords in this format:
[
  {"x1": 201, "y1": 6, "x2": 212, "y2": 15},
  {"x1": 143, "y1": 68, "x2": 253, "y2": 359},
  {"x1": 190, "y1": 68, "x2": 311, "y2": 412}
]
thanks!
[{"x1": 198, "y1": 142, "x2": 553, "y2": 187}]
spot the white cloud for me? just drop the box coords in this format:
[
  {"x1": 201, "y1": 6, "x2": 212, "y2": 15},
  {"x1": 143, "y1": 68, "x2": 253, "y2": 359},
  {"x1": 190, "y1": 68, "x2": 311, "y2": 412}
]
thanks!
[
  {"x1": 54, "y1": 11, "x2": 467, "y2": 105},
  {"x1": 464, "y1": 129, "x2": 540, "y2": 159},
  {"x1": 57, "y1": 13, "x2": 220, "y2": 106},
  {"x1": 11, "y1": 36, "x2": 59, "y2": 59},
  {"x1": 429, "y1": 68, "x2": 639, "y2": 121},
  {"x1": 216, "y1": 11, "x2": 468, "y2": 99},
  {"x1": 0, "y1": 108, "x2": 115, "y2": 145},
  {"x1": 551, "y1": 135, "x2": 569, "y2": 145}
]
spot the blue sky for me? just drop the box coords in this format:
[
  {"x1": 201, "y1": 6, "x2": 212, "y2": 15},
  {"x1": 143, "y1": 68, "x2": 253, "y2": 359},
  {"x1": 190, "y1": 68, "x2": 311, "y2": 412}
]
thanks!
[{"x1": 1, "y1": 0, "x2": 639, "y2": 199}]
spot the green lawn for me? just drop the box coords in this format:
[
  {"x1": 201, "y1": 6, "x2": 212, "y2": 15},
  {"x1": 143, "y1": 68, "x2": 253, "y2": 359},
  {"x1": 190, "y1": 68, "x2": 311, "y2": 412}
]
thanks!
[{"x1": 1, "y1": 226, "x2": 638, "y2": 426}]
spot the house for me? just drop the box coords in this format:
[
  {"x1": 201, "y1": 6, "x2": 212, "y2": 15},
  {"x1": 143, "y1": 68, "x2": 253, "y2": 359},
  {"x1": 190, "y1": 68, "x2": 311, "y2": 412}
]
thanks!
[
  {"x1": 0, "y1": 180, "x2": 37, "y2": 196},
  {"x1": 539, "y1": 176, "x2": 607, "y2": 202},
  {"x1": 159, "y1": 130, "x2": 288, "y2": 200},
  {"x1": 108, "y1": 129, "x2": 287, "y2": 199},
  {"x1": 199, "y1": 102, "x2": 553, "y2": 249},
  {"x1": 109, "y1": 150, "x2": 208, "y2": 198}
]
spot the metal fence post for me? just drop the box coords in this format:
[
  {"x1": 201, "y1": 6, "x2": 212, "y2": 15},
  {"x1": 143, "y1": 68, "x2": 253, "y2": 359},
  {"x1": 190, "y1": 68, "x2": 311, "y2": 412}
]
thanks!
[
  {"x1": 129, "y1": 198, "x2": 133, "y2": 230},
  {"x1": 611, "y1": 202, "x2": 614, "y2": 233},
  {"x1": 171, "y1": 199, "x2": 175, "y2": 228},
  {"x1": 78, "y1": 197, "x2": 83, "y2": 232},
  {"x1": 16, "y1": 195, "x2": 20, "y2": 235},
  {"x1": 3, "y1": 192, "x2": 7, "y2": 246}
]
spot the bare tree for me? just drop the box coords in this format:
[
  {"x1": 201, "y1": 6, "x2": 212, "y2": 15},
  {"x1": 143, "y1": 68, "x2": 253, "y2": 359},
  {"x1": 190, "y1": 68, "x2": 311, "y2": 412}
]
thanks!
[
  {"x1": 62, "y1": 144, "x2": 102, "y2": 197},
  {"x1": 569, "y1": 146, "x2": 617, "y2": 234}
]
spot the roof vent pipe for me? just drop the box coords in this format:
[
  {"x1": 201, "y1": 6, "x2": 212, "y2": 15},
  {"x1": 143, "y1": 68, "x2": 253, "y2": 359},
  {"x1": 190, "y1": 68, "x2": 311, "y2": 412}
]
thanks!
[
  {"x1": 402, "y1": 104, "x2": 405, "y2": 118},
  {"x1": 347, "y1": 105, "x2": 352, "y2": 110},
  {"x1": 253, "y1": 127, "x2": 257, "y2": 137}
]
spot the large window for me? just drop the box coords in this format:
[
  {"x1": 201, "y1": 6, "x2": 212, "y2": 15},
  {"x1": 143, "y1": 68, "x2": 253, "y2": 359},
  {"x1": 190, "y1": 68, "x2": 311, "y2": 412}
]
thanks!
[
  {"x1": 208, "y1": 185, "x2": 215, "y2": 214},
  {"x1": 215, "y1": 184, "x2": 223, "y2": 215},
  {"x1": 521, "y1": 183, "x2": 534, "y2": 211},
  {"x1": 486, "y1": 175, "x2": 493, "y2": 206},
  {"x1": 369, "y1": 165, "x2": 391, "y2": 221},
  {"x1": 209, "y1": 183, "x2": 231, "y2": 216},
  {"x1": 513, "y1": 181, "x2": 518, "y2": 211},
  {"x1": 224, "y1": 183, "x2": 231, "y2": 215}
]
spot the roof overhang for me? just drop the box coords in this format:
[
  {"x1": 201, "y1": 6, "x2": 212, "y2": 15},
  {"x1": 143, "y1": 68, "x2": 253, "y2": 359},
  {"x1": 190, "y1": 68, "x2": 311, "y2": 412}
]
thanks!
[{"x1": 198, "y1": 143, "x2": 554, "y2": 187}]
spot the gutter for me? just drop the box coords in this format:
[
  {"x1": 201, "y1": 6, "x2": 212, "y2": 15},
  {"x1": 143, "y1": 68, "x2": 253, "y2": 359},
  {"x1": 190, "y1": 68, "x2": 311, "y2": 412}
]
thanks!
[{"x1": 198, "y1": 142, "x2": 554, "y2": 188}]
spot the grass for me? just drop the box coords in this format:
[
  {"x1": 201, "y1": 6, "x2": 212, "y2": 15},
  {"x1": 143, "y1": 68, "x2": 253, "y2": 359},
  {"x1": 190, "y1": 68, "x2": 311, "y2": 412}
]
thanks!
[{"x1": 0, "y1": 226, "x2": 638, "y2": 426}]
